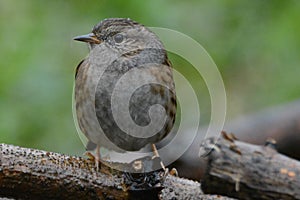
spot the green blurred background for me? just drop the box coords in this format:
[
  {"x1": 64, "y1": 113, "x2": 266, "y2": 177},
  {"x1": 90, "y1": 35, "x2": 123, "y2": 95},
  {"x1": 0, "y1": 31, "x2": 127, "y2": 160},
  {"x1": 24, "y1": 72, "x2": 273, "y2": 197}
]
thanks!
[{"x1": 0, "y1": 0, "x2": 299, "y2": 155}]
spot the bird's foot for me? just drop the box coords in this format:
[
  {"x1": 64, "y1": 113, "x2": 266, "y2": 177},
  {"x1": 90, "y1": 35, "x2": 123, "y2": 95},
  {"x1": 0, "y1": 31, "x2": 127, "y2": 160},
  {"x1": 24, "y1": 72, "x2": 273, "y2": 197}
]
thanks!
[
  {"x1": 84, "y1": 150, "x2": 101, "y2": 171},
  {"x1": 151, "y1": 144, "x2": 179, "y2": 177},
  {"x1": 169, "y1": 168, "x2": 178, "y2": 176}
]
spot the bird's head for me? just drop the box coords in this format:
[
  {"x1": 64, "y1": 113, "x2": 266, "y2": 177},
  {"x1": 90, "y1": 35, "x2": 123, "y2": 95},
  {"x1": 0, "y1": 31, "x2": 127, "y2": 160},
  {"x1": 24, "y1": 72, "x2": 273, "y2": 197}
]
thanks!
[{"x1": 74, "y1": 18, "x2": 164, "y2": 56}]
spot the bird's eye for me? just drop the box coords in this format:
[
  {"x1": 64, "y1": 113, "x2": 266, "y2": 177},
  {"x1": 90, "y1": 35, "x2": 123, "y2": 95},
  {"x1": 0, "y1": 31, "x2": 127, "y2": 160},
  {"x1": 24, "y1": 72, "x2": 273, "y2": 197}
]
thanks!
[{"x1": 113, "y1": 34, "x2": 124, "y2": 43}]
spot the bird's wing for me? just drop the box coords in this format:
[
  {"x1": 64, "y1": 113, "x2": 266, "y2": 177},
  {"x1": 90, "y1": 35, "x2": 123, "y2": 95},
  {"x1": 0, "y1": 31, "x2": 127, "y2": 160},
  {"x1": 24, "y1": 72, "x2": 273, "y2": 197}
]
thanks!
[{"x1": 75, "y1": 59, "x2": 87, "y2": 79}]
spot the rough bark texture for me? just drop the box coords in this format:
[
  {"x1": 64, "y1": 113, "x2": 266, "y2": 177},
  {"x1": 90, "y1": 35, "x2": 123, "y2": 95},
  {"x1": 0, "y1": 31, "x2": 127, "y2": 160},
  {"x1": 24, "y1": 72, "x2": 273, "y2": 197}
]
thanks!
[
  {"x1": 1, "y1": 132, "x2": 299, "y2": 199},
  {"x1": 201, "y1": 132, "x2": 300, "y2": 200},
  {"x1": 173, "y1": 99, "x2": 300, "y2": 179},
  {"x1": 0, "y1": 143, "x2": 234, "y2": 200}
]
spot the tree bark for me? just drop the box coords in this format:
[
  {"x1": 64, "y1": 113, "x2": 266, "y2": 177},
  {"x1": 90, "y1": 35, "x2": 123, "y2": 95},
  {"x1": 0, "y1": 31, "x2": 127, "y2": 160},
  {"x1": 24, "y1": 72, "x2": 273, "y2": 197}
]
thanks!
[
  {"x1": 0, "y1": 143, "x2": 234, "y2": 200},
  {"x1": 173, "y1": 99, "x2": 300, "y2": 180},
  {"x1": 201, "y1": 132, "x2": 300, "y2": 200},
  {"x1": 2, "y1": 132, "x2": 299, "y2": 199}
]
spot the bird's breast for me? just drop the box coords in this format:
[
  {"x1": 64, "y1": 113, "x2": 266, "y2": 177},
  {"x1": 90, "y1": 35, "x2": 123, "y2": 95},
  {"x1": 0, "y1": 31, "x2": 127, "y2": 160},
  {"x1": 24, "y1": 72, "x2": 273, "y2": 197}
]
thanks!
[{"x1": 75, "y1": 47, "x2": 176, "y2": 152}]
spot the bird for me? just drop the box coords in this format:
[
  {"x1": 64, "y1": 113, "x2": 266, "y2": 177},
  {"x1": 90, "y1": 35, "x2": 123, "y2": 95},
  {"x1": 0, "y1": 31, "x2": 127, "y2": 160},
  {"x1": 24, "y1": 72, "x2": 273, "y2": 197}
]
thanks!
[{"x1": 73, "y1": 18, "x2": 176, "y2": 170}]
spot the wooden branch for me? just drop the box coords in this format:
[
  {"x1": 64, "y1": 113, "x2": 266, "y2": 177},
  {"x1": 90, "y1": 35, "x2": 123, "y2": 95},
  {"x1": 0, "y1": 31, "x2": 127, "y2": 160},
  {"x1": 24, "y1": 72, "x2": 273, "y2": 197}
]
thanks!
[
  {"x1": 224, "y1": 99, "x2": 300, "y2": 160},
  {"x1": 0, "y1": 144, "x2": 234, "y2": 200},
  {"x1": 201, "y1": 132, "x2": 300, "y2": 200},
  {"x1": 172, "y1": 99, "x2": 300, "y2": 180}
]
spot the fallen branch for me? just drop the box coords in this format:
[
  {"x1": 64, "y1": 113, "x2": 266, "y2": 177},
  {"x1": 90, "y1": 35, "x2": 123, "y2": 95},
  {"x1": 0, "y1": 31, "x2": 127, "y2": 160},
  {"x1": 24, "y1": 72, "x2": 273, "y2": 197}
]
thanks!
[
  {"x1": 201, "y1": 132, "x2": 300, "y2": 200},
  {"x1": 225, "y1": 99, "x2": 300, "y2": 159},
  {"x1": 0, "y1": 143, "x2": 234, "y2": 200},
  {"x1": 173, "y1": 99, "x2": 300, "y2": 180}
]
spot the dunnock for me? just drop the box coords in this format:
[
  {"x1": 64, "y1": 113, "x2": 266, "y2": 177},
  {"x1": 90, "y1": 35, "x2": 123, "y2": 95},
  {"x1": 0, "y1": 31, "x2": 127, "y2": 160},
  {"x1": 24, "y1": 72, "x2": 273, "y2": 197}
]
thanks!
[{"x1": 73, "y1": 18, "x2": 176, "y2": 168}]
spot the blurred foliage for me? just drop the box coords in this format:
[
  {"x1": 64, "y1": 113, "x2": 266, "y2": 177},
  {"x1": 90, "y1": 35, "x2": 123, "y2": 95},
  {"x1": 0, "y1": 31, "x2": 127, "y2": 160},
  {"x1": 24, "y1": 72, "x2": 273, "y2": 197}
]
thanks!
[{"x1": 0, "y1": 0, "x2": 299, "y2": 155}]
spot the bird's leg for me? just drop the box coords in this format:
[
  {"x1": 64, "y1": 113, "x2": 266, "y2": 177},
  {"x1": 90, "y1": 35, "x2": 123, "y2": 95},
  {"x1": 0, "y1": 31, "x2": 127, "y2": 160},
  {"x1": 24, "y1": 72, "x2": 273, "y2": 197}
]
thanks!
[
  {"x1": 151, "y1": 144, "x2": 178, "y2": 176},
  {"x1": 84, "y1": 145, "x2": 101, "y2": 171},
  {"x1": 151, "y1": 144, "x2": 166, "y2": 171},
  {"x1": 95, "y1": 145, "x2": 101, "y2": 171}
]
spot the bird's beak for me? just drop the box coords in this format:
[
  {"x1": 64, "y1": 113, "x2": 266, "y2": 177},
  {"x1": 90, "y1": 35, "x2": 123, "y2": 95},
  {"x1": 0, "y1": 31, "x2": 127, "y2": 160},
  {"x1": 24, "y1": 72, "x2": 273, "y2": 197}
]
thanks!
[{"x1": 73, "y1": 33, "x2": 101, "y2": 44}]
